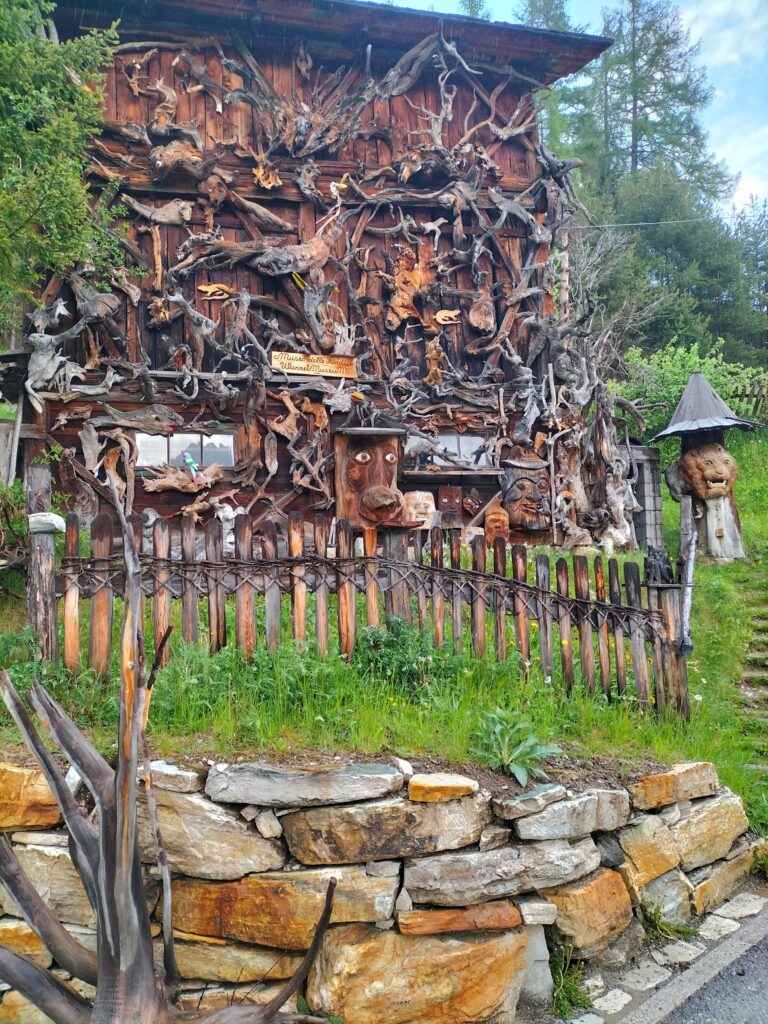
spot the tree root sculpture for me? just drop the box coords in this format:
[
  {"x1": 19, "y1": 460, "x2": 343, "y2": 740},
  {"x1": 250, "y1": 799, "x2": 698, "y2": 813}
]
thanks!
[{"x1": 0, "y1": 501, "x2": 335, "y2": 1023}]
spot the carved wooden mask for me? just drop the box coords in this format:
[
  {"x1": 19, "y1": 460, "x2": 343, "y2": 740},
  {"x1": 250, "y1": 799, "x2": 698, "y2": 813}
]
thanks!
[
  {"x1": 334, "y1": 433, "x2": 407, "y2": 528},
  {"x1": 501, "y1": 459, "x2": 551, "y2": 532},
  {"x1": 403, "y1": 490, "x2": 436, "y2": 527},
  {"x1": 484, "y1": 503, "x2": 510, "y2": 545},
  {"x1": 438, "y1": 485, "x2": 463, "y2": 527},
  {"x1": 680, "y1": 443, "x2": 738, "y2": 501}
]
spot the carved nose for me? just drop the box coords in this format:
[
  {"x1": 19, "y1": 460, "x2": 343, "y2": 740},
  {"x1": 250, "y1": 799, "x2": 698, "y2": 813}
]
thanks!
[{"x1": 361, "y1": 486, "x2": 401, "y2": 512}]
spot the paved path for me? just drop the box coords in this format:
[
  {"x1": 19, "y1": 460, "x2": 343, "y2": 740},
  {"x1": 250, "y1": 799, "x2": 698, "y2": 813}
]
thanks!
[{"x1": 660, "y1": 933, "x2": 768, "y2": 1024}]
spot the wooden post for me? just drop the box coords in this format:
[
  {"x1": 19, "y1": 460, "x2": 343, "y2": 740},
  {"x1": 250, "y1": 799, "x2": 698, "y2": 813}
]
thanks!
[
  {"x1": 288, "y1": 512, "x2": 306, "y2": 646},
  {"x1": 62, "y1": 512, "x2": 80, "y2": 671},
  {"x1": 555, "y1": 558, "x2": 574, "y2": 694},
  {"x1": 449, "y1": 528, "x2": 462, "y2": 653},
  {"x1": 262, "y1": 519, "x2": 280, "y2": 655},
  {"x1": 152, "y1": 518, "x2": 171, "y2": 667},
  {"x1": 535, "y1": 554, "x2": 553, "y2": 680},
  {"x1": 624, "y1": 562, "x2": 651, "y2": 706},
  {"x1": 337, "y1": 518, "x2": 356, "y2": 658},
  {"x1": 511, "y1": 545, "x2": 530, "y2": 673},
  {"x1": 573, "y1": 554, "x2": 595, "y2": 694},
  {"x1": 471, "y1": 535, "x2": 487, "y2": 659},
  {"x1": 430, "y1": 525, "x2": 444, "y2": 650},
  {"x1": 412, "y1": 529, "x2": 428, "y2": 627},
  {"x1": 234, "y1": 515, "x2": 256, "y2": 658},
  {"x1": 493, "y1": 536, "x2": 507, "y2": 662},
  {"x1": 363, "y1": 526, "x2": 380, "y2": 627},
  {"x1": 26, "y1": 465, "x2": 58, "y2": 663},
  {"x1": 659, "y1": 584, "x2": 689, "y2": 718},
  {"x1": 645, "y1": 576, "x2": 666, "y2": 714},
  {"x1": 608, "y1": 559, "x2": 627, "y2": 697},
  {"x1": 314, "y1": 514, "x2": 330, "y2": 655},
  {"x1": 88, "y1": 512, "x2": 114, "y2": 675},
  {"x1": 205, "y1": 518, "x2": 226, "y2": 654},
  {"x1": 594, "y1": 557, "x2": 612, "y2": 701},
  {"x1": 180, "y1": 516, "x2": 199, "y2": 644},
  {"x1": 384, "y1": 529, "x2": 411, "y2": 623}
]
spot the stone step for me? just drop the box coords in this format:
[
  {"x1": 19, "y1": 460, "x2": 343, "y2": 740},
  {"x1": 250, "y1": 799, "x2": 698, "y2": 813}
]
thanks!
[
  {"x1": 741, "y1": 671, "x2": 768, "y2": 685},
  {"x1": 745, "y1": 652, "x2": 768, "y2": 665}
]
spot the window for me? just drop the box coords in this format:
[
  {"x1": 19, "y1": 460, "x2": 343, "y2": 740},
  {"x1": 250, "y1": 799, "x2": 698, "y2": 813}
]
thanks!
[
  {"x1": 136, "y1": 432, "x2": 235, "y2": 468},
  {"x1": 404, "y1": 432, "x2": 491, "y2": 468}
]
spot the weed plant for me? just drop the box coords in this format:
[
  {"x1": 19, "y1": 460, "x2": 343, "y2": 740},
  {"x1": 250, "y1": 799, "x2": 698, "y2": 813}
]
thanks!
[{"x1": 550, "y1": 946, "x2": 591, "y2": 1019}]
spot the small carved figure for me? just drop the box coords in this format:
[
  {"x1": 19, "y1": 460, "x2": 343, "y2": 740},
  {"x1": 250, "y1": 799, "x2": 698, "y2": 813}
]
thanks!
[
  {"x1": 403, "y1": 490, "x2": 437, "y2": 527},
  {"x1": 484, "y1": 502, "x2": 510, "y2": 545},
  {"x1": 501, "y1": 456, "x2": 551, "y2": 533},
  {"x1": 423, "y1": 337, "x2": 448, "y2": 388},
  {"x1": 673, "y1": 442, "x2": 744, "y2": 559}
]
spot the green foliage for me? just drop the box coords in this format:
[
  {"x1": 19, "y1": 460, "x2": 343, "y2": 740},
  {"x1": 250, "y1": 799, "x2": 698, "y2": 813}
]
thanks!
[
  {"x1": 641, "y1": 904, "x2": 695, "y2": 940},
  {"x1": 469, "y1": 709, "x2": 561, "y2": 785},
  {"x1": 751, "y1": 844, "x2": 768, "y2": 880},
  {"x1": 352, "y1": 617, "x2": 443, "y2": 689},
  {"x1": 550, "y1": 946, "x2": 591, "y2": 1019},
  {"x1": 0, "y1": 0, "x2": 120, "y2": 327},
  {"x1": 459, "y1": 0, "x2": 491, "y2": 19},
  {"x1": 618, "y1": 340, "x2": 768, "y2": 439}
]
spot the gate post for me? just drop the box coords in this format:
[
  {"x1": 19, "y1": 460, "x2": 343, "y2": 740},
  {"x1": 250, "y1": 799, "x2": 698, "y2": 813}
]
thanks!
[{"x1": 26, "y1": 464, "x2": 59, "y2": 662}]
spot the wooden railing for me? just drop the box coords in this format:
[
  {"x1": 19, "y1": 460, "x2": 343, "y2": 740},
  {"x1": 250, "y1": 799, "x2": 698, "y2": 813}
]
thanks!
[{"x1": 46, "y1": 509, "x2": 690, "y2": 717}]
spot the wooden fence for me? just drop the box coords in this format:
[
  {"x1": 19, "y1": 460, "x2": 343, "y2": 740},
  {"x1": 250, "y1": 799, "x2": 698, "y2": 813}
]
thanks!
[{"x1": 41, "y1": 508, "x2": 690, "y2": 717}]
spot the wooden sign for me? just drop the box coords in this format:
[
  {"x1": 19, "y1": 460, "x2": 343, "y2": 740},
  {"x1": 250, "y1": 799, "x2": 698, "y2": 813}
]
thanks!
[{"x1": 271, "y1": 351, "x2": 357, "y2": 378}]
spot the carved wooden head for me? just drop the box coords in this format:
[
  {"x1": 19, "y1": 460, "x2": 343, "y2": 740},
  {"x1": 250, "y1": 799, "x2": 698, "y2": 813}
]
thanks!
[
  {"x1": 484, "y1": 503, "x2": 510, "y2": 545},
  {"x1": 501, "y1": 459, "x2": 551, "y2": 532},
  {"x1": 334, "y1": 434, "x2": 407, "y2": 528},
  {"x1": 680, "y1": 443, "x2": 738, "y2": 501},
  {"x1": 403, "y1": 490, "x2": 436, "y2": 526}
]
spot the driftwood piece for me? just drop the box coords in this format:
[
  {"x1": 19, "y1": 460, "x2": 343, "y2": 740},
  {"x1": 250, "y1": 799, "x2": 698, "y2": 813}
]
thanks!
[{"x1": 143, "y1": 463, "x2": 224, "y2": 493}]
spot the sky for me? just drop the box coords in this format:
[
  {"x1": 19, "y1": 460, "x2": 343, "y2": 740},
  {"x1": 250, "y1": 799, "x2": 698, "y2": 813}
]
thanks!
[{"x1": 387, "y1": 0, "x2": 768, "y2": 212}]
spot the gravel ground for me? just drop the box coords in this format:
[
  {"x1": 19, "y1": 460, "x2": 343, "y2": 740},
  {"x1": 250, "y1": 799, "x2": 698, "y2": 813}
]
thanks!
[{"x1": 660, "y1": 934, "x2": 768, "y2": 1024}]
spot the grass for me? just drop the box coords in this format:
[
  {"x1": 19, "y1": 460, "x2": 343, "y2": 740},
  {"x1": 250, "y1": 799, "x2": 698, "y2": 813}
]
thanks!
[
  {"x1": 641, "y1": 905, "x2": 696, "y2": 941},
  {"x1": 1, "y1": 435, "x2": 767, "y2": 830},
  {"x1": 550, "y1": 946, "x2": 592, "y2": 1019}
]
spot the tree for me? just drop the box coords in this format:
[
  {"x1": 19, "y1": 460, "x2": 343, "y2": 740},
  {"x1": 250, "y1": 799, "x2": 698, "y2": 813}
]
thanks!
[
  {"x1": 585, "y1": 0, "x2": 731, "y2": 202},
  {"x1": 0, "y1": 497, "x2": 334, "y2": 1023},
  {"x1": 459, "y1": 0, "x2": 491, "y2": 20},
  {"x1": 0, "y1": 1, "x2": 122, "y2": 329}
]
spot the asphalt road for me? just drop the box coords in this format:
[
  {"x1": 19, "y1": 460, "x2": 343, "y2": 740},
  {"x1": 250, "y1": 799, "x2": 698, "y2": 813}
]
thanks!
[{"x1": 661, "y1": 934, "x2": 768, "y2": 1024}]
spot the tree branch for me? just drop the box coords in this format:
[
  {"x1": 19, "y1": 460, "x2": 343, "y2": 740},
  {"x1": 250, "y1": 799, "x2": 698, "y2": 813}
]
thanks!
[
  {"x1": 0, "y1": 837, "x2": 98, "y2": 986},
  {"x1": 0, "y1": 946, "x2": 92, "y2": 1024}
]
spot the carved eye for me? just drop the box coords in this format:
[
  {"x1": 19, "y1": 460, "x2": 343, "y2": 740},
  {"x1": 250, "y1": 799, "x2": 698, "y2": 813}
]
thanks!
[
  {"x1": 354, "y1": 452, "x2": 372, "y2": 464},
  {"x1": 384, "y1": 452, "x2": 397, "y2": 465}
]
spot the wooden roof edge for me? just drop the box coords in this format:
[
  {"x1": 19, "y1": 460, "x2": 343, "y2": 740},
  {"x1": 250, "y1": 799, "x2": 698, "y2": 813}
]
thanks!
[{"x1": 53, "y1": 0, "x2": 612, "y2": 85}]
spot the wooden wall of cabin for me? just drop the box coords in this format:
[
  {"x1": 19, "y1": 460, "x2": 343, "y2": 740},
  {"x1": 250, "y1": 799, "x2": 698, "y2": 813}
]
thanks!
[{"x1": 27, "y1": 29, "x2": 563, "y2": 538}]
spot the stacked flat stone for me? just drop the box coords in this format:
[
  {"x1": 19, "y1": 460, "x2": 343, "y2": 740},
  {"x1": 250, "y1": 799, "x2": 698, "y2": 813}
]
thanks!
[{"x1": 0, "y1": 759, "x2": 762, "y2": 1024}]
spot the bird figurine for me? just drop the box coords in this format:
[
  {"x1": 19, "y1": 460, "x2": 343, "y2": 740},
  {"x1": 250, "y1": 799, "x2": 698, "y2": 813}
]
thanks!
[{"x1": 181, "y1": 450, "x2": 199, "y2": 483}]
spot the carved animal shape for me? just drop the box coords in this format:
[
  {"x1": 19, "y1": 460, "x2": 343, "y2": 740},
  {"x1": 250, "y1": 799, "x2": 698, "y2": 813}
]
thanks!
[
  {"x1": 484, "y1": 503, "x2": 510, "y2": 545},
  {"x1": 334, "y1": 434, "x2": 407, "y2": 528},
  {"x1": 91, "y1": 403, "x2": 185, "y2": 434},
  {"x1": 680, "y1": 443, "x2": 738, "y2": 501},
  {"x1": 149, "y1": 140, "x2": 220, "y2": 181}
]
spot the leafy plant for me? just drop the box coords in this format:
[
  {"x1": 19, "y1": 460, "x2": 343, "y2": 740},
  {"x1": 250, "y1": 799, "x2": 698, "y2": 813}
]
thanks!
[
  {"x1": 751, "y1": 842, "x2": 768, "y2": 880},
  {"x1": 550, "y1": 945, "x2": 591, "y2": 1020},
  {"x1": 352, "y1": 617, "x2": 442, "y2": 690},
  {"x1": 641, "y1": 904, "x2": 695, "y2": 941},
  {"x1": 469, "y1": 709, "x2": 561, "y2": 785}
]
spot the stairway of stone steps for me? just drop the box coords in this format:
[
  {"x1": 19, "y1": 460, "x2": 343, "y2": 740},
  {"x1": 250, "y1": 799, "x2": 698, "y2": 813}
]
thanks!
[{"x1": 736, "y1": 574, "x2": 768, "y2": 773}]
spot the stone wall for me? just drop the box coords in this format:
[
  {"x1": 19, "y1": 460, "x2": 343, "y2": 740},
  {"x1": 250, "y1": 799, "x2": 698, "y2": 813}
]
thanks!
[{"x1": 0, "y1": 759, "x2": 761, "y2": 1024}]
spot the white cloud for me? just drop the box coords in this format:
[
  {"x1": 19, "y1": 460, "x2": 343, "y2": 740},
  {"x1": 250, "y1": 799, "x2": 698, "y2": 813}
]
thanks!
[
  {"x1": 733, "y1": 173, "x2": 766, "y2": 208},
  {"x1": 681, "y1": 0, "x2": 768, "y2": 68}
]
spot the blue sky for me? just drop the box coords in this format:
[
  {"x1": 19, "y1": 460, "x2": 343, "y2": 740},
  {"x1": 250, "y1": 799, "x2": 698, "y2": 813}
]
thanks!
[{"x1": 388, "y1": 0, "x2": 768, "y2": 211}]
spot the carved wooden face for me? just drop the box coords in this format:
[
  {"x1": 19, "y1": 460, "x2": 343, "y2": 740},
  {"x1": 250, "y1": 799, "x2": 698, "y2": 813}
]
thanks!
[
  {"x1": 403, "y1": 491, "x2": 436, "y2": 526},
  {"x1": 502, "y1": 462, "x2": 551, "y2": 532},
  {"x1": 680, "y1": 443, "x2": 737, "y2": 501},
  {"x1": 438, "y1": 485, "x2": 462, "y2": 527},
  {"x1": 334, "y1": 434, "x2": 407, "y2": 527},
  {"x1": 484, "y1": 504, "x2": 510, "y2": 545}
]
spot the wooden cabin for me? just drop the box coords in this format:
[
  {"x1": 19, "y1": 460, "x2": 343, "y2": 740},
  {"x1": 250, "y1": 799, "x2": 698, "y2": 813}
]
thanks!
[{"x1": 3, "y1": 0, "x2": 640, "y2": 549}]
